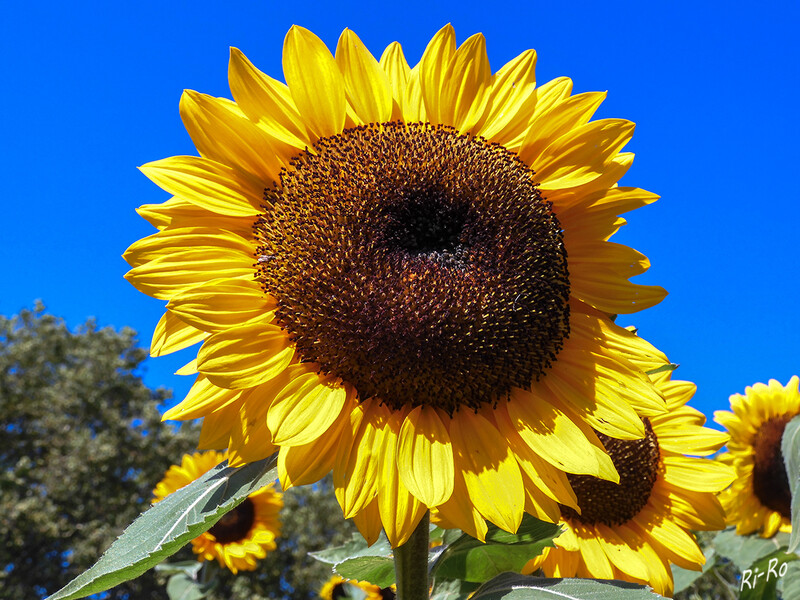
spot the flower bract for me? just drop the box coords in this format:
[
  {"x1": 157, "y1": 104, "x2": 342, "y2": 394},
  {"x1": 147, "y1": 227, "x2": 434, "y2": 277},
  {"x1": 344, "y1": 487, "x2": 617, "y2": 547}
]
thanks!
[
  {"x1": 152, "y1": 450, "x2": 283, "y2": 573},
  {"x1": 128, "y1": 24, "x2": 670, "y2": 546}
]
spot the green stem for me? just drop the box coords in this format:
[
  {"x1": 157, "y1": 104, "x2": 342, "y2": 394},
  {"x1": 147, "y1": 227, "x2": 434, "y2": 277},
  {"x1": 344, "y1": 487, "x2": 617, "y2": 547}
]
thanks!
[{"x1": 394, "y1": 511, "x2": 430, "y2": 600}]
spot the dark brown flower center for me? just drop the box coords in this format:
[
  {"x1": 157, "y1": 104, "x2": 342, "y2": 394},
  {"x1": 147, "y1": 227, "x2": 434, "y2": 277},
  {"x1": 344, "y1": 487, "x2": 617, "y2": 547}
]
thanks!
[
  {"x1": 208, "y1": 497, "x2": 255, "y2": 544},
  {"x1": 561, "y1": 419, "x2": 661, "y2": 526},
  {"x1": 752, "y1": 415, "x2": 793, "y2": 519},
  {"x1": 256, "y1": 121, "x2": 570, "y2": 413}
]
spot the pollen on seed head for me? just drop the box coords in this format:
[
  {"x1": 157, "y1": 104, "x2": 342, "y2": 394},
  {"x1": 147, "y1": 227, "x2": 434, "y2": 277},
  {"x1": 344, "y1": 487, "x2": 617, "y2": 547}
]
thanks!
[
  {"x1": 255, "y1": 121, "x2": 570, "y2": 413},
  {"x1": 560, "y1": 419, "x2": 661, "y2": 527}
]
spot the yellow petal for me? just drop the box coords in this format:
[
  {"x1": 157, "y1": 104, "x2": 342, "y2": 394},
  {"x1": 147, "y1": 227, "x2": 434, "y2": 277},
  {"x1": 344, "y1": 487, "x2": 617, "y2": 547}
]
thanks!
[
  {"x1": 655, "y1": 426, "x2": 729, "y2": 456},
  {"x1": 474, "y1": 49, "x2": 537, "y2": 144},
  {"x1": 135, "y1": 197, "x2": 254, "y2": 235},
  {"x1": 634, "y1": 508, "x2": 706, "y2": 566},
  {"x1": 283, "y1": 25, "x2": 346, "y2": 138},
  {"x1": 575, "y1": 528, "x2": 614, "y2": 579},
  {"x1": 521, "y1": 476, "x2": 562, "y2": 523},
  {"x1": 352, "y1": 498, "x2": 383, "y2": 547},
  {"x1": 197, "y1": 320, "x2": 294, "y2": 389},
  {"x1": 123, "y1": 226, "x2": 253, "y2": 269},
  {"x1": 125, "y1": 247, "x2": 254, "y2": 300},
  {"x1": 397, "y1": 406, "x2": 455, "y2": 507},
  {"x1": 546, "y1": 152, "x2": 634, "y2": 209},
  {"x1": 228, "y1": 47, "x2": 310, "y2": 151},
  {"x1": 543, "y1": 355, "x2": 647, "y2": 440},
  {"x1": 197, "y1": 400, "x2": 240, "y2": 450},
  {"x1": 168, "y1": 278, "x2": 275, "y2": 333},
  {"x1": 505, "y1": 388, "x2": 618, "y2": 480},
  {"x1": 179, "y1": 90, "x2": 282, "y2": 183},
  {"x1": 228, "y1": 391, "x2": 278, "y2": 466},
  {"x1": 175, "y1": 358, "x2": 198, "y2": 375},
  {"x1": 650, "y1": 485, "x2": 726, "y2": 531},
  {"x1": 661, "y1": 456, "x2": 735, "y2": 492},
  {"x1": 449, "y1": 409, "x2": 524, "y2": 533},
  {"x1": 162, "y1": 374, "x2": 242, "y2": 421},
  {"x1": 593, "y1": 523, "x2": 649, "y2": 580},
  {"x1": 496, "y1": 413, "x2": 579, "y2": 510},
  {"x1": 376, "y1": 410, "x2": 428, "y2": 547},
  {"x1": 536, "y1": 119, "x2": 635, "y2": 190},
  {"x1": 336, "y1": 29, "x2": 392, "y2": 124},
  {"x1": 556, "y1": 187, "x2": 659, "y2": 235},
  {"x1": 569, "y1": 241, "x2": 651, "y2": 278},
  {"x1": 401, "y1": 65, "x2": 426, "y2": 122},
  {"x1": 139, "y1": 156, "x2": 263, "y2": 217},
  {"x1": 419, "y1": 23, "x2": 456, "y2": 124},
  {"x1": 333, "y1": 402, "x2": 379, "y2": 518},
  {"x1": 150, "y1": 310, "x2": 207, "y2": 357},
  {"x1": 278, "y1": 409, "x2": 351, "y2": 488},
  {"x1": 518, "y1": 91, "x2": 606, "y2": 166},
  {"x1": 439, "y1": 32, "x2": 491, "y2": 132},
  {"x1": 379, "y1": 41, "x2": 410, "y2": 119},
  {"x1": 431, "y1": 470, "x2": 489, "y2": 542},
  {"x1": 570, "y1": 266, "x2": 668, "y2": 314},
  {"x1": 267, "y1": 370, "x2": 348, "y2": 446},
  {"x1": 615, "y1": 525, "x2": 673, "y2": 596}
]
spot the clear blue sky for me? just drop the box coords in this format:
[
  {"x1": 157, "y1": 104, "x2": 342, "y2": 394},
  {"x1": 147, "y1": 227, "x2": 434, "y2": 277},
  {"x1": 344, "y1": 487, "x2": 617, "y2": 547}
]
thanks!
[{"x1": 2, "y1": 1, "x2": 798, "y2": 424}]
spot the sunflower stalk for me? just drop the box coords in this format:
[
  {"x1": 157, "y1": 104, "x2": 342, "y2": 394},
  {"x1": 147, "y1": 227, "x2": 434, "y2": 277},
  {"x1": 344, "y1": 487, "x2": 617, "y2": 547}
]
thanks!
[{"x1": 393, "y1": 511, "x2": 430, "y2": 600}]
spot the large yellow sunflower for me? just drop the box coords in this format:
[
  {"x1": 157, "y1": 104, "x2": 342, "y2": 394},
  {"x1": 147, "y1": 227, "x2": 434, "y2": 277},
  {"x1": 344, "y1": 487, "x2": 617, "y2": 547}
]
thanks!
[
  {"x1": 152, "y1": 450, "x2": 283, "y2": 573},
  {"x1": 714, "y1": 376, "x2": 800, "y2": 537},
  {"x1": 521, "y1": 371, "x2": 734, "y2": 597},
  {"x1": 127, "y1": 24, "x2": 671, "y2": 547}
]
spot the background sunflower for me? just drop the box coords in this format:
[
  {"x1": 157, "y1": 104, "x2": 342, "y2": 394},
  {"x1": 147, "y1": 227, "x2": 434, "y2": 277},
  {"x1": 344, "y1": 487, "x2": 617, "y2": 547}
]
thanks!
[
  {"x1": 319, "y1": 575, "x2": 395, "y2": 599},
  {"x1": 153, "y1": 450, "x2": 283, "y2": 573},
  {"x1": 523, "y1": 371, "x2": 733, "y2": 597},
  {"x1": 714, "y1": 376, "x2": 800, "y2": 538}
]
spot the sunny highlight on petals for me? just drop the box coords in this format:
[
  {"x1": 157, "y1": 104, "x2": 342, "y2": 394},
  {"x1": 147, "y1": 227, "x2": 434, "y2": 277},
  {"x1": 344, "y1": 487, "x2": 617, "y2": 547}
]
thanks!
[{"x1": 127, "y1": 24, "x2": 673, "y2": 550}]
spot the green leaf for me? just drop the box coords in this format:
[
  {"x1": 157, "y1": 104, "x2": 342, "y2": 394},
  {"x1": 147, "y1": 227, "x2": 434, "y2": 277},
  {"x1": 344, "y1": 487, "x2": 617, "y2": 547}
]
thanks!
[
  {"x1": 712, "y1": 528, "x2": 791, "y2": 570},
  {"x1": 670, "y1": 547, "x2": 716, "y2": 594},
  {"x1": 781, "y1": 414, "x2": 800, "y2": 554},
  {"x1": 645, "y1": 363, "x2": 678, "y2": 376},
  {"x1": 739, "y1": 550, "x2": 798, "y2": 600},
  {"x1": 430, "y1": 578, "x2": 480, "y2": 600},
  {"x1": 46, "y1": 454, "x2": 278, "y2": 600},
  {"x1": 166, "y1": 573, "x2": 214, "y2": 600},
  {"x1": 154, "y1": 561, "x2": 204, "y2": 577},
  {"x1": 334, "y1": 556, "x2": 396, "y2": 588},
  {"x1": 432, "y1": 516, "x2": 562, "y2": 583},
  {"x1": 778, "y1": 560, "x2": 800, "y2": 599},
  {"x1": 309, "y1": 531, "x2": 393, "y2": 565},
  {"x1": 469, "y1": 572, "x2": 664, "y2": 599}
]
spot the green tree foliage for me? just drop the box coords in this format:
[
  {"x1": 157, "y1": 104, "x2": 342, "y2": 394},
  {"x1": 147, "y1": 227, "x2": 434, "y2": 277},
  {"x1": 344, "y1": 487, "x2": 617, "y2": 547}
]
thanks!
[
  {"x1": 0, "y1": 305, "x2": 355, "y2": 600},
  {"x1": 0, "y1": 304, "x2": 200, "y2": 599}
]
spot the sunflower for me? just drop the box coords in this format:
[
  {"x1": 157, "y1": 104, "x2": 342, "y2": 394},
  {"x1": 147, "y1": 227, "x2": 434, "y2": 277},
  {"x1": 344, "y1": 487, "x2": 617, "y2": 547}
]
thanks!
[
  {"x1": 152, "y1": 450, "x2": 283, "y2": 573},
  {"x1": 319, "y1": 575, "x2": 395, "y2": 599},
  {"x1": 127, "y1": 24, "x2": 671, "y2": 547},
  {"x1": 714, "y1": 376, "x2": 799, "y2": 538},
  {"x1": 521, "y1": 371, "x2": 734, "y2": 597}
]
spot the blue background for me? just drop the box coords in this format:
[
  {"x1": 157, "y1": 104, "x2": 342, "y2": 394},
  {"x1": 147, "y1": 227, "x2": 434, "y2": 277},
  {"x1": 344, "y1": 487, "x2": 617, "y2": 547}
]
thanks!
[{"x1": 2, "y1": 1, "x2": 798, "y2": 424}]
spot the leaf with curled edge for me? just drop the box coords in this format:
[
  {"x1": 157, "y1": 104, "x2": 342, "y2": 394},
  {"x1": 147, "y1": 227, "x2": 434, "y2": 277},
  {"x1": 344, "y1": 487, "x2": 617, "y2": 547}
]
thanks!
[
  {"x1": 470, "y1": 572, "x2": 664, "y2": 599},
  {"x1": 47, "y1": 454, "x2": 278, "y2": 600},
  {"x1": 781, "y1": 414, "x2": 800, "y2": 553}
]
